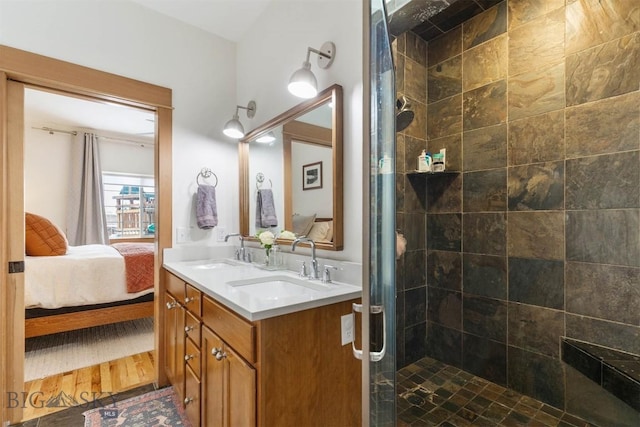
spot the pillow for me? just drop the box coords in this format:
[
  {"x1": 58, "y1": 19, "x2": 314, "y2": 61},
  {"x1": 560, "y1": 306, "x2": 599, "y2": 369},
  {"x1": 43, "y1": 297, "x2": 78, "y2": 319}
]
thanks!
[
  {"x1": 25, "y1": 212, "x2": 68, "y2": 256},
  {"x1": 307, "y1": 221, "x2": 331, "y2": 242},
  {"x1": 325, "y1": 220, "x2": 334, "y2": 242},
  {"x1": 292, "y1": 214, "x2": 316, "y2": 237}
]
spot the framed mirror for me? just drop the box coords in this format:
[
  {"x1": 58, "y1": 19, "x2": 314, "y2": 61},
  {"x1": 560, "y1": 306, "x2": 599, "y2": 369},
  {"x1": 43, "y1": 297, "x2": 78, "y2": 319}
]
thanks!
[{"x1": 239, "y1": 84, "x2": 343, "y2": 251}]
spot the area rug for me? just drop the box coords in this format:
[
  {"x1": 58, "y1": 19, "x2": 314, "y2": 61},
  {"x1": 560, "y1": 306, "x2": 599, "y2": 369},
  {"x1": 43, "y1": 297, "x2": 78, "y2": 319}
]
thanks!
[
  {"x1": 24, "y1": 317, "x2": 154, "y2": 381},
  {"x1": 83, "y1": 387, "x2": 192, "y2": 427}
]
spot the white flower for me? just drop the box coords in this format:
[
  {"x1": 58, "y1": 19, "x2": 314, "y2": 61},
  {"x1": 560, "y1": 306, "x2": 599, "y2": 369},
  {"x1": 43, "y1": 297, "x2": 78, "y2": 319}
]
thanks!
[
  {"x1": 258, "y1": 230, "x2": 275, "y2": 246},
  {"x1": 279, "y1": 230, "x2": 296, "y2": 240}
]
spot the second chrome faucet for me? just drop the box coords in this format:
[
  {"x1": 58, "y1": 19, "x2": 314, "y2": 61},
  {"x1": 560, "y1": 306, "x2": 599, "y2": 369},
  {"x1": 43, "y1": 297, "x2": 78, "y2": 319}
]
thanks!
[
  {"x1": 291, "y1": 236, "x2": 319, "y2": 279},
  {"x1": 224, "y1": 233, "x2": 251, "y2": 263}
]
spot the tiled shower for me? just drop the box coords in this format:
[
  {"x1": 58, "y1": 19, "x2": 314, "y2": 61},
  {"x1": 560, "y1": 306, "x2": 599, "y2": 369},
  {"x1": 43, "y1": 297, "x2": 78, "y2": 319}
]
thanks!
[{"x1": 393, "y1": 0, "x2": 639, "y2": 425}]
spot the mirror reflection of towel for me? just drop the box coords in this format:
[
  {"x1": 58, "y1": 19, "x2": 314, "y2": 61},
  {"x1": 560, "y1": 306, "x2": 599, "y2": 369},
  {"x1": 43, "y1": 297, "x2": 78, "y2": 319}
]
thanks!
[
  {"x1": 256, "y1": 189, "x2": 278, "y2": 228},
  {"x1": 196, "y1": 185, "x2": 218, "y2": 229}
]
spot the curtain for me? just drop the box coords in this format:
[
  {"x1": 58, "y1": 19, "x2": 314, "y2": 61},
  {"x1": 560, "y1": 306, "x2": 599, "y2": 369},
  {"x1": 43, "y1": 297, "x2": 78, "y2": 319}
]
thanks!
[{"x1": 66, "y1": 132, "x2": 109, "y2": 245}]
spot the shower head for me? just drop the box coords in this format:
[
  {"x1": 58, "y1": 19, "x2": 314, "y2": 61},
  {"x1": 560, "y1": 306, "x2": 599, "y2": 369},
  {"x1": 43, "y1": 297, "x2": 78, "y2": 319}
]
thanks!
[{"x1": 396, "y1": 95, "x2": 414, "y2": 132}]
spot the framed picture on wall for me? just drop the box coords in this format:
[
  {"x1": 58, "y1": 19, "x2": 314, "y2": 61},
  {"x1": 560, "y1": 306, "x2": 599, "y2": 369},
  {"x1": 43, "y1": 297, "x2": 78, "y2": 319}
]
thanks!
[{"x1": 302, "y1": 161, "x2": 323, "y2": 190}]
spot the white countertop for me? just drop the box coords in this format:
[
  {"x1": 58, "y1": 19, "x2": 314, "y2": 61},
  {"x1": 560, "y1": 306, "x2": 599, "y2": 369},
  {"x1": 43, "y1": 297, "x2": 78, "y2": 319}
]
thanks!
[{"x1": 163, "y1": 246, "x2": 362, "y2": 321}]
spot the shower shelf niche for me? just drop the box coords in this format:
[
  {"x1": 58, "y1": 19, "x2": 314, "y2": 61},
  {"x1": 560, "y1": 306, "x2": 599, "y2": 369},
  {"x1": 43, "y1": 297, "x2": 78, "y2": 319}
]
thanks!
[{"x1": 407, "y1": 170, "x2": 459, "y2": 176}]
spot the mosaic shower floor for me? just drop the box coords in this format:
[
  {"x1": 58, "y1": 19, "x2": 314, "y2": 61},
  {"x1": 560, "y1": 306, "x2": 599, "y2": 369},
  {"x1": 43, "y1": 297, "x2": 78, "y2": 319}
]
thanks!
[{"x1": 397, "y1": 356, "x2": 595, "y2": 426}]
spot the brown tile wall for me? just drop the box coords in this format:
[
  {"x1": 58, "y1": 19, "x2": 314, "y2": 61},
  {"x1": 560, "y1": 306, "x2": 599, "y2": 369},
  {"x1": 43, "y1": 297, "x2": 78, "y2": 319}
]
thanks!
[{"x1": 393, "y1": 0, "x2": 639, "y2": 424}]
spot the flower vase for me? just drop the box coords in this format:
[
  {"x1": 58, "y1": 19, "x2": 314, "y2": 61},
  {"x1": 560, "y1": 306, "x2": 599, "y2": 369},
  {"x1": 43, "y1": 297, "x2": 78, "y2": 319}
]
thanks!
[{"x1": 267, "y1": 244, "x2": 282, "y2": 269}]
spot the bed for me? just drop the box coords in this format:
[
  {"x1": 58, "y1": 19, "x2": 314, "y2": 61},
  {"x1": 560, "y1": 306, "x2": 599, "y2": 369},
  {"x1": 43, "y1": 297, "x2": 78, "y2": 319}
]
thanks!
[{"x1": 24, "y1": 239, "x2": 155, "y2": 338}]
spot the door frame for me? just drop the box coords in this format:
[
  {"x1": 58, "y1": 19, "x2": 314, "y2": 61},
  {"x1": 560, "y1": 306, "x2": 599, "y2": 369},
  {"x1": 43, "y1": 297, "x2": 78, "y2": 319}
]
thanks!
[{"x1": 0, "y1": 45, "x2": 173, "y2": 424}]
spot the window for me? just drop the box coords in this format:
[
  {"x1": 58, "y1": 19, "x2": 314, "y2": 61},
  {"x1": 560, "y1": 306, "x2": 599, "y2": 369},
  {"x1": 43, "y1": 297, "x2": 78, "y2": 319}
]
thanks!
[{"x1": 103, "y1": 173, "x2": 155, "y2": 239}]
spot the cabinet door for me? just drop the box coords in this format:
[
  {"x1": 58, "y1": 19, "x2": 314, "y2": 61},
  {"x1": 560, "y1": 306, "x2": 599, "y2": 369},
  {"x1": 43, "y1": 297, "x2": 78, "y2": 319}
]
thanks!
[
  {"x1": 201, "y1": 326, "x2": 225, "y2": 427},
  {"x1": 164, "y1": 293, "x2": 185, "y2": 400},
  {"x1": 224, "y1": 345, "x2": 256, "y2": 427}
]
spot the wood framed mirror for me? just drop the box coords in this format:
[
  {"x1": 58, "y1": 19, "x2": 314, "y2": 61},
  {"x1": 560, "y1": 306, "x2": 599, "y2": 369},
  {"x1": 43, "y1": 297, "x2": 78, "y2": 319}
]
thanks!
[{"x1": 239, "y1": 84, "x2": 343, "y2": 250}]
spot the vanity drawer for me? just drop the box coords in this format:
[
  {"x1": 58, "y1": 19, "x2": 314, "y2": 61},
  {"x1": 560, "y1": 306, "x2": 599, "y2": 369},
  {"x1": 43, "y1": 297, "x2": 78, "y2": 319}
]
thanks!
[
  {"x1": 203, "y1": 296, "x2": 255, "y2": 363},
  {"x1": 185, "y1": 311, "x2": 201, "y2": 347},
  {"x1": 165, "y1": 271, "x2": 186, "y2": 301},
  {"x1": 184, "y1": 364, "x2": 200, "y2": 426},
  {"x1": 185, "y1": 336, "x2": 201, "y2": 378},
  {"x1": 185, "y1": 284, "x2": 202, "y2": 317}
]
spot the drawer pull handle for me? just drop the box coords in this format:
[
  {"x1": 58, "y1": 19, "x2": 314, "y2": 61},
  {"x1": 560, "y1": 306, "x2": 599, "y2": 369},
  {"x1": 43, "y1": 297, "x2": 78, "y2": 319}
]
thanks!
[
  {"x1": 184, "y1": 397, "x2": 193, "y2": 405},
  {"x1": 185, "y1": 354, "x2": 195, "y2": 361},
  {"x1": 215, "y1": 351, "x2": 227, "y2": 361},
  {"x1": 166, "y1": 301, "x2": 177, "y2": 309},
  {"x1": 211, "y1": 347, "x2": 222, "y2": 356},
  {"x1": 184, "y1": 325, "x2": 194, "y2": 333},
  {"x1": 184, "y1": 296, "x2": 195, "y2": 304}
]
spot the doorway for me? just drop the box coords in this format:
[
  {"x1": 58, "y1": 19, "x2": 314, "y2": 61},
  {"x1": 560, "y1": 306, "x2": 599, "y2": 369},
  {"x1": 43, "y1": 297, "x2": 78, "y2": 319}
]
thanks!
[
  {"x1": 0, "y1": 45, "x2": 173, "y2": 425},
  {"x1": 20, "y1": 88, "x2": 157, "y2": 421}
]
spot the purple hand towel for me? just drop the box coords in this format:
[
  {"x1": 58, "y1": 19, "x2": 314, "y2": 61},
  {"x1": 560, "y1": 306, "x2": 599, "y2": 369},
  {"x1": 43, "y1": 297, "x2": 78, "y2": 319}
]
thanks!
[
  {"x1": 255, "y1": 189, "x2": 278, "y2": 228},
  {"x1": 196, "y1": 185, "x2": 218, "y2": 229}
]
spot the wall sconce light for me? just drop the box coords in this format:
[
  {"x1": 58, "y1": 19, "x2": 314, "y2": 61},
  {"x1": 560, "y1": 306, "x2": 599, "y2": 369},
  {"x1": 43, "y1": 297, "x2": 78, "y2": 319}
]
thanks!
[
  {"x1": 256, "y1": 131, "x2": 276, "y2": 144},
  {"x1": 223, "y1": 100, "x2": 256, "y2": 139},
  {"x1": 288, "y1": 41, "x2": 336, "y2": 99}
]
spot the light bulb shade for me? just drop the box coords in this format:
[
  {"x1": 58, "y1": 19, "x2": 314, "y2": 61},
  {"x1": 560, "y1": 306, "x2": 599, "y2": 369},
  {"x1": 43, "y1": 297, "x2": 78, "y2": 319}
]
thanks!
[
  {"x1": 256, "y1": 132, "x2": 276, "y2": 143},
  {"x1": 223, "y1": 116, "x2": 245, "y2": 139},
  {"x1": 288, "y1": 61, "x2": 318, "y2": 99}
]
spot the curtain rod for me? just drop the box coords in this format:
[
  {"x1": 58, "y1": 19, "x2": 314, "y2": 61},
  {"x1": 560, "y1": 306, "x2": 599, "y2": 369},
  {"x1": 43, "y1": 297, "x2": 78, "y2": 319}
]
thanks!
[
  {"x1": 32, "y1": 126, "x2": 154, "y2": 146},
  {"x1": 33, "y1": 126, "x2": 77, "y2": 136}
]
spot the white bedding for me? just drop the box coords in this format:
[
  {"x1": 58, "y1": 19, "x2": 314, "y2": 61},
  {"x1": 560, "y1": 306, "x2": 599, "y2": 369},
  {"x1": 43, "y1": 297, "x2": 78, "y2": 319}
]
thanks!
[{"x1": 25, "y1": 244, "x2": 153, "y2": 309}]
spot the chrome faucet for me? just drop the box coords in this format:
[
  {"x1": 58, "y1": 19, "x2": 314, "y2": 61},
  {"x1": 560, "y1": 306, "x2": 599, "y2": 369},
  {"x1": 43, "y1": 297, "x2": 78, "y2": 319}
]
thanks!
[
  {"x1": 291, "y1": 236, "x2": 319, "y2": 279},
  {"x1": 224, "y1": 233, "x2": 250, "y2": 262}
]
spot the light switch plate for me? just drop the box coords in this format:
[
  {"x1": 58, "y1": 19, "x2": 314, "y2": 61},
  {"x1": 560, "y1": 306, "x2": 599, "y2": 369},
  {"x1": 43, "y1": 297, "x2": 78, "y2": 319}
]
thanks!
[
  {"x1": 341, "y1": 313, "x2": 354, "y2": 346},
  {"x1": 216, "y1": 227, "x2": 226, "y2": 242},
  {"x1": 176, "y1": 227, "x2": 189, "y2": 243}
]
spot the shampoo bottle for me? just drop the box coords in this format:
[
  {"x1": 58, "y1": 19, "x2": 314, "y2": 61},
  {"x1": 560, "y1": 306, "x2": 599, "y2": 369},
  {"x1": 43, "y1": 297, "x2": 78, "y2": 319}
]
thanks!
[{"x1": 417, "y1": 150, "x2": 432, "y2": 172}]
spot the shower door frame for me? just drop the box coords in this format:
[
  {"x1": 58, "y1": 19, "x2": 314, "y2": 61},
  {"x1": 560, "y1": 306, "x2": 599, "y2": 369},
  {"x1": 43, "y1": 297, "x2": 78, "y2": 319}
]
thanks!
[{"x1": 361, "y1": 0, "x2": 398, "y2": 425}]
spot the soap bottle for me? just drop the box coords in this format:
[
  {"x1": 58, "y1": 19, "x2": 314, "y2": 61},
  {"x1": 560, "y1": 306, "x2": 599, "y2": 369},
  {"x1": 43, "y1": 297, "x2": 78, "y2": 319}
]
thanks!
[
  {"x1": 378, "y1": 153, "x2": 392, "y2": 174},
  {"x1": 432, "y1": 152, "x2": 445, "y2": 172},
  {"x1": 417, "y1": 150, "x2": 432, "y2": 172}
]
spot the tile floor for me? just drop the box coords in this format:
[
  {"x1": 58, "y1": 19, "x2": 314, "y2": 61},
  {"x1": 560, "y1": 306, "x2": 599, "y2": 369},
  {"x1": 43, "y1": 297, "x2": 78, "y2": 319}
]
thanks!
[{"x1": 397, "y1": 356, "x2": 596, "y2": 426}]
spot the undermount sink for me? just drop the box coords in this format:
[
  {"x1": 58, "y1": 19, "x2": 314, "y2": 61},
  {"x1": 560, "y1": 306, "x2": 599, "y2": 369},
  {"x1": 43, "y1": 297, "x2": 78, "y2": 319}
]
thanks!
[
  {"x1": 226, "y1": 275, "x2": 329, "y2": 300},
  {"x1": 185, "y1": 259, "x2": 242, "y2": 269}
]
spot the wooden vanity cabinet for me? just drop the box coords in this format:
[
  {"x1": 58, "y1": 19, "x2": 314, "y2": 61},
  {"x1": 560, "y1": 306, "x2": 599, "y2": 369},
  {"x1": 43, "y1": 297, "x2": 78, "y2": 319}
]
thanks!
[{"x1": 162, "y1": 270, "x2": 361, "y2": 427}]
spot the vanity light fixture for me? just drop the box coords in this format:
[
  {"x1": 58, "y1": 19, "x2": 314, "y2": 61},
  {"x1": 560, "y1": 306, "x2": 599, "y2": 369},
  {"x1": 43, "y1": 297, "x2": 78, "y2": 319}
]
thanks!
[
  {"x1": 223, "y1": 100, "x2": 257, "y2": 139},
  {"x1": 288, "y1": 41, "x2": 336, "y2": 99},
  {"x1": 256, "y1": 131, "x2": 276, "y2": 144}
]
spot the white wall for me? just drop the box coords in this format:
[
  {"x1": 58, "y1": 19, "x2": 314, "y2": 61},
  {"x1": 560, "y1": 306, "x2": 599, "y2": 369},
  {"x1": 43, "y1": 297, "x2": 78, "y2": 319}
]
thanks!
[
  {"x1": 0, "y1": 0, "x2": 240, "y2": 246},
  {"x1": 292, "y1": 142, "x2": 333, "y2": 218},
  {"x1": 236, "y1": 0, "x2": 363, "y2": 262},
  {"x1": 23, "y1": 127, "x2": 72, "y2": 229}
]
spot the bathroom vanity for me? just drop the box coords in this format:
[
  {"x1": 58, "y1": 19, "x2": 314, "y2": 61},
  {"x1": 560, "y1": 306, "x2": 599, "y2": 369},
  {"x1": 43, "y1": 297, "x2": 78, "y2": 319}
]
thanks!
[{"x1": 162, "y1": 252, "x2": 362, "y2": 426}]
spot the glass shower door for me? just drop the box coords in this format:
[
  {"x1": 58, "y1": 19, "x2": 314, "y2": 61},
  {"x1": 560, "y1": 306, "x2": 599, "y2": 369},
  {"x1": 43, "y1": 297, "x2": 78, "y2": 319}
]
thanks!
[{"x1": 358, "y1": 0, "x2": 396, "y2": 425}]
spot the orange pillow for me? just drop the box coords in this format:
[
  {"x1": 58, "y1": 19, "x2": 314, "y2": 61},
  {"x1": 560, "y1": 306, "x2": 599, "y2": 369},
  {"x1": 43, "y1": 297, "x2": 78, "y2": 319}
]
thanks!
[{"x1": 25, "y1": 213, "x2": 68, "y2": 256}]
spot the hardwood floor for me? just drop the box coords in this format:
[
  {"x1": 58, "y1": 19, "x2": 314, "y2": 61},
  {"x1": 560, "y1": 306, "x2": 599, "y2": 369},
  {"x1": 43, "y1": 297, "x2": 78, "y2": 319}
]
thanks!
[{"x1": 20, "y1": 351, "x2": 155, "y2": 422}]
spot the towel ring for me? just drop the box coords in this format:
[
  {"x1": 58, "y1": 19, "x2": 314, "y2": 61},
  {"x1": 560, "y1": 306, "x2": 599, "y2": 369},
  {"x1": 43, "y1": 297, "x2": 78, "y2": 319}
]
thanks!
[
  {"x1": 256, "y1": 172, "x2": 272, "y2": 190},
  {"x1": 197, "y1": 167, "x2": 218, "y2": 187}
]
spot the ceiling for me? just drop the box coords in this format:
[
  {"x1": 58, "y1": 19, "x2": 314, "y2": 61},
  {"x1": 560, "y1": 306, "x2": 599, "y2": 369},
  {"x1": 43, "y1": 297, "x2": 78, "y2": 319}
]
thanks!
[
  {"x1": 129, "y1": 0, "x2": 273, "y2": 42},
  {"x1": 25, "y1": 89, "x2": 155, "y2": 139}
]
